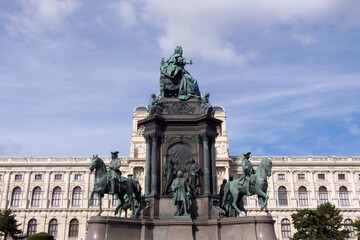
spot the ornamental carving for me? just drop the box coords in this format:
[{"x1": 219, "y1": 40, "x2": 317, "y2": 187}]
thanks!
[
  {"x1": 168, "y1": 102, "x2": 195, "y2": 114},
  {"x1": 215, "y1": 142, "x2": 228, "y2": 155}
]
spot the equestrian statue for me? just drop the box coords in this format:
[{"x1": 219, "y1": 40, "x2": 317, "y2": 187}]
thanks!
[
  {"x1": 221, "y1": 153, "x2": 272, "y2": 217},
  {"x1": 88, "y1": 153, "x2": 142, "y2": 218}
]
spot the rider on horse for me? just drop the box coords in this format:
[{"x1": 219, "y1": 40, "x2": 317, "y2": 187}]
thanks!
[
  {"x1": 241, "y1": 152, "x2": 255, "y2": 195},
  {"x1": 109, "y1": 151, "x2": 122, "y2": 195}
]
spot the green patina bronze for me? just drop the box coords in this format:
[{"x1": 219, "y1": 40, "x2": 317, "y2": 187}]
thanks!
[
  {"x1": 148, "y1": 93, "x2": 164, "y2": 116},
  {"x1": 171, "y1": 170, "x2": 192, "y2": 217},
  {"x1": 200, "y1": 92, "x2": 215, "y2": 116},
  {"x1": 221, "y1": 157, "x2": 273, "y2": 217},
  {"x1": 160, "y1": 46, "x2": 201, "y2": 100},
  {"x1": 89, "y1": 154, "x2": 141, "y2": 218}
]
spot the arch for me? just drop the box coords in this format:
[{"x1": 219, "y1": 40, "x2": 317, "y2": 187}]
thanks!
[
  {"x1": 69, "y1": 218, "x2": 79, "y2": 237},
  {"x1": 31, "y1": 187, "x2": 42, "y2": 207},
  {"x1": 344, "y1": 219, "x2": 355, "y2": 238},
  {"x1": 339, "y1": 186, "x2": 349, "y2": 206},
  {"x1": 278, "y1": 186, "x2": 288, "y2": 206},
  {"x1": 298, "y1": 186, "x2": 308, "y2": 206},
  {"x1": 51, "y1": 186, "x2": 62, "y2": 207},
  {"x1": 48, "y1": 218, "x2": 58, "y2": 238},
  {"x1": 318, "y1": 186, "x2": 328, "y2": 205},
  {"x1": 281, "y1": 218, "x2": 291, "y2": 238},
  {"x1": 27, "y1": 218, "x2": 37, "y2": 236},
  {"x1": 11, "y1": 187, "x2": 21, "y2": 207},
  {"x1": 72, "y1": 186, "x2": 82, "y2": 206}
]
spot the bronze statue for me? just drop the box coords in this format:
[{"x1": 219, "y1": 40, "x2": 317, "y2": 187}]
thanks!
[
  {"x1": 200, "y1": 92, "x2": 215, "y2": 116},
  {"x1": 241, "y1": 152, "x2": 255, "y2": 195},
  {"x1": 188, "y1": 159, "x2": 201, "y2": 195},
  {"x1": 163, "y1": 159, "x2": 177, "y2": 195},
  {"x1": 171, "y1": 171, "x2": 192, "y2": 217},
  {"x1": 221, "y1": 158, "x2": 273, "y2": 217},
  {"x1": 89, "y1": 154, "x2": 141, "y2": 217},
  {"x1": 109, "y1": 151, "x2": 122, "y2": 195},
  {"x1": 160, "y1": 46, "x2": 201, "y2": 100},
  {"x1": 148, "y1": 93, "x2": 164, "y2": 116}
]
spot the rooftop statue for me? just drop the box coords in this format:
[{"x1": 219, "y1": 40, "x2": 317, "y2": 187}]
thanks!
[
  {"x1": 160, "y1": 46, "x2": 201, "y2": 100},
  {"x1": 221, "y1": 157, "x2": 272, "y2": 217},
  {"x1": 148, "y1": 93, "x2": 164, "y2": 116},
  {"x1": 89, "y1": 154, "x2": 142, "y2": 218},
  {"x1": 200, "y1": 92, "x2": 215, "y2": 116}
]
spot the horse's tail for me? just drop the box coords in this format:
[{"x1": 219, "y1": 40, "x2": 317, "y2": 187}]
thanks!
[{"x1": 222, "y1": 182, "x2": 230, "y2": 208}]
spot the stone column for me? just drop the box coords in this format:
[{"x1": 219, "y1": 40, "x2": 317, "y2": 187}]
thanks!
[
  {"x1": 145, "y1": 136, "x2": 151, "y2": 195},
  {"x1": 203, "y1": 135, "x2": 211, "y2": 195},
  {"x1": 151, "y1": 134, "x2": 159, "y2": 195},
  {"x1": 210, "y1": 138, "x2": 217, "y2": 195}
]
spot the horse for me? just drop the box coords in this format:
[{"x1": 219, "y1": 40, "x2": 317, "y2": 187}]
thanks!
[
  {"x1": 88, "y1": 155, "x2": 141, "y2": 217},
  {"x1": 222, "y1": 158, "x2": 272, "y2": 217}
]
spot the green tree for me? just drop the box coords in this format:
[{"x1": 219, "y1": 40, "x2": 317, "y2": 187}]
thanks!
[
  {"x1": 0, "y1": 209, "x2": 23, "y2": 240},
  {"x1": 291, "y1": 202, "x2": 349, "y2": 240},
  {"x1": 352, "y1": 219, "x2": 360, "y2": 240},
  {"x1": 28, "y1": 232, "x2": 54, "y2": 240}
]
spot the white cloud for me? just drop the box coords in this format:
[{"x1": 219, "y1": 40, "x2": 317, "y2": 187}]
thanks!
[
  {"x1": 4, "y1": 0, "x2": 79, "y2": 40},
  {"x1": 0, "y1": 139, "x2": 22, "y2": 155},
  {"x1": 109, "y1": 1, "x2": 138, "y2": 28},
  {"x1": 292, "y1": 33, "x2": 317, "y2": 45}
]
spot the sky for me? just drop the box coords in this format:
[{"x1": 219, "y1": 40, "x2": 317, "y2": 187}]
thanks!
[{"x1": 0, "y1": 0, "x2": 360, "y2": 157}]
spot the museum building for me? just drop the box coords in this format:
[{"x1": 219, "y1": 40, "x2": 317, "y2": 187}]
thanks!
[{"x1": 0, "y1": 106, "x2": 359, "y2": 239}]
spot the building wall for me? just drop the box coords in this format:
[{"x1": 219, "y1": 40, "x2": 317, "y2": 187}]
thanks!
[{"x1": 0, "y1": 107, "x2": 359, "y2": 239}]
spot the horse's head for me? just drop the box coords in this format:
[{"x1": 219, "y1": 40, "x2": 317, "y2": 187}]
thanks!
[
  {"x1": 89, "y1": 154, "x2": 99, "y2": 172},
  {"x1": 264, "y1": 158, "x2": 272, "y2": 177}
]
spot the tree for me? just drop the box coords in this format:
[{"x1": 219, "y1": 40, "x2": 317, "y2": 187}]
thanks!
[
  {"x1": 291, "y1": 202, "x2": 349, "y2": 240},
  {"x1": 0, "y1": 209, "x2": 23, "y2": 240},
  {"x1": 352, "y1": 219, "x2": 360, "y2": 240}
]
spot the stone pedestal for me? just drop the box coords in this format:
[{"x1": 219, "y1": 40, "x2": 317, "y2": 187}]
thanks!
[{"x1": 86, "y1": 215, "x2": 277, "y2": 240}]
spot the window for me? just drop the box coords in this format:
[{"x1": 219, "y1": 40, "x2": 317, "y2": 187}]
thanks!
[
  {"x1": 298, "y1": 186, "x2": 308, "y2": 206},
  {"x1": 35, "y1": 174, "x2": 42, "y2": 180},
  {"x1": 318, "y1": 186, "x2": 328, "y2": 205},
  {"x1": 339, "y1": 186, "x2": 349, "y2": 206},
  {"x1": 281, "y1": 218, "x2": 291, "y2": 238},
  {"x1": 298, "y1": 174, "x2": 305, "y2": 180},
  {"x1": 318, "y1": 174, "x2": 325, "y2": 180},
  {"x1": 74, "y1": 174, "x2": 82, "y2": 181},
  {"x1": 48, "y1": 219, "x2": 58, "y2": 238},
  {"x1": 15, "y1": 174, "x2": 22, "y2": 181},
  {"x1": 258, "y1": 197, "x2": 264, "y2": 206},
  {"x1": 344, "y1": 219, "x2": 355, "y2": 238},
  {"x1": 278, "y1": 186, "x2": 288, "y2": 206},
  {"x1": 237, "y1": 173, "x2": 243, "y2": 179},
  {"x1": 278, "y1": 174, "x2": 285, "y2": 180},
  {"x1": 91, "y1": 193, "x2": 99, "y2": 206},
  {"x1": 11, "y1": 187, "x2": 21, "y2": 206},
  {"x1": 242, "y1": 195, "x2": 247, "y2": 206},
  {"x1": 358, "y1": 174, "x2": 360, "y2": 180},
  {"x1": 27, "y1": 219, "x2": 37, "y2": 236},
  {"x1": 0, "y1": 174, "x2": 3, "y2": 181},
  {"x1": 338, "y1": 174, "x2": 345, "y2": 180},
  {"x1": 69, "y1": 218, "x2": 79, "y2": 237},
  {"x1": 112, "y1": 195, "x2": 119, "y2": 206},
  {"x1": 54, "y1": 174, "x2": 62, "y2": 180},
  {"x1": 31, "y1": 187, "x2": 42, "y2": 207},
  {"x1": 72, "y1": 187, "x2": 82, "y2": 206},
  {"x1": 52, "y1": 187, "x2": 62, "y2": 207}
]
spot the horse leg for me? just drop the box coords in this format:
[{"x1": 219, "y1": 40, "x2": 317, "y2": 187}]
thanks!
[
  {"x1": 257, "y1": 189, "x2": 269, "y2": 210},
  {"x1": 231, "y1": 193, "x2": 243, "y2": 217},
  {"x1": 239, "y1": 194, "x2": 247, "y2": 217},
  {"x1": 89, "y1": 190, "x2": 94, "y2": 206},
  {"x1": 97, "y1": 194, "x2": 102, "y2": 216}
]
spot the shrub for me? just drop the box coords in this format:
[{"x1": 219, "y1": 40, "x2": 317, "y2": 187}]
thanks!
[{"x1": 28, "y1": 232, "x2": 54, "y2": 240}]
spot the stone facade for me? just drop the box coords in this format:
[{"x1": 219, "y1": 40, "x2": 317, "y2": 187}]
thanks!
[{"x1": 0, "y1": 107, "x2": 359, "y2": 239}]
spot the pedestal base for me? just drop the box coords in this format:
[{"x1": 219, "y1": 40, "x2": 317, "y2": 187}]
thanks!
[{"x1": 86, "y1": 216, "x2": 277, "y2": 240}]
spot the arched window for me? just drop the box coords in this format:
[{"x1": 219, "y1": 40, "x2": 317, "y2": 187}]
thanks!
[
  {"x1": 344, "y1": 219, "x2": 355, "y2": 238},
  {"x1": 31, "y1": 187, "x2": 42, "y2": 207},
  {"x1": 69, "y1": 218, "x2": 79, "y2": 237},
  {"x1": 318, "y1": 186, "x2": 328, "y2": 205},
  {"x1": 339, "y1": 186, "x2": 349, "y2": 206},
  {"x1": 298, "y1": 186, "x2": 308, "y2": 206},
  {"x1": 258, "y1": 197, "x2": 264, "y2": 206},
  {"x1": 27, "y1": 219, "x2": 37, "y2": 236},
  {"x1": 91, "y1": 193, "x2": 99, "y2": 206},
  {"x1": 48, "y1": 218, "x2": 58, "y2": 238},
  {"x1": 52, "y1": 187, "x2": 62, "y2": 207},
  {"x1": 281, "y1": 218, "x2": 291, "y2": 238},
  {"x1": 278, "y1": 186, "x2": 288, "y2": 206},
  {"x1": 11, "y1": 187, "x2": 21, "y2": 206},
  {"x1": 72, "y1": 187, "x2": 82, "y2": 206}
]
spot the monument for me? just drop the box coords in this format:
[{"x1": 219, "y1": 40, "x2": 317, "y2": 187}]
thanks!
[{"x1": 86, "y1": 47, "x2": 277, "y2": 240}]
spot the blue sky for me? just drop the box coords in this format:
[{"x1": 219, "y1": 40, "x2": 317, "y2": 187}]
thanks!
[{"x1": 0, "y1": 0, "x2": 360, "y2": 157}]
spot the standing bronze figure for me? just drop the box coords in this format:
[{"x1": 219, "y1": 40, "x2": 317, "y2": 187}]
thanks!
[
  {"x1": 171, "y1": 171, "x2": 192, "y2": 217},
  {"x1": 163, "y1": 159, "x2": 177, "y2": 195}
]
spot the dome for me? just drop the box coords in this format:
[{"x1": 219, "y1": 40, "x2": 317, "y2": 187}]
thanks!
[
  {"x1": 214, "y1": 106, "x2": 225, "y2": 113},
  {"x1": 134, "y1": 106, "x2": 148, "y2": 112}
]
